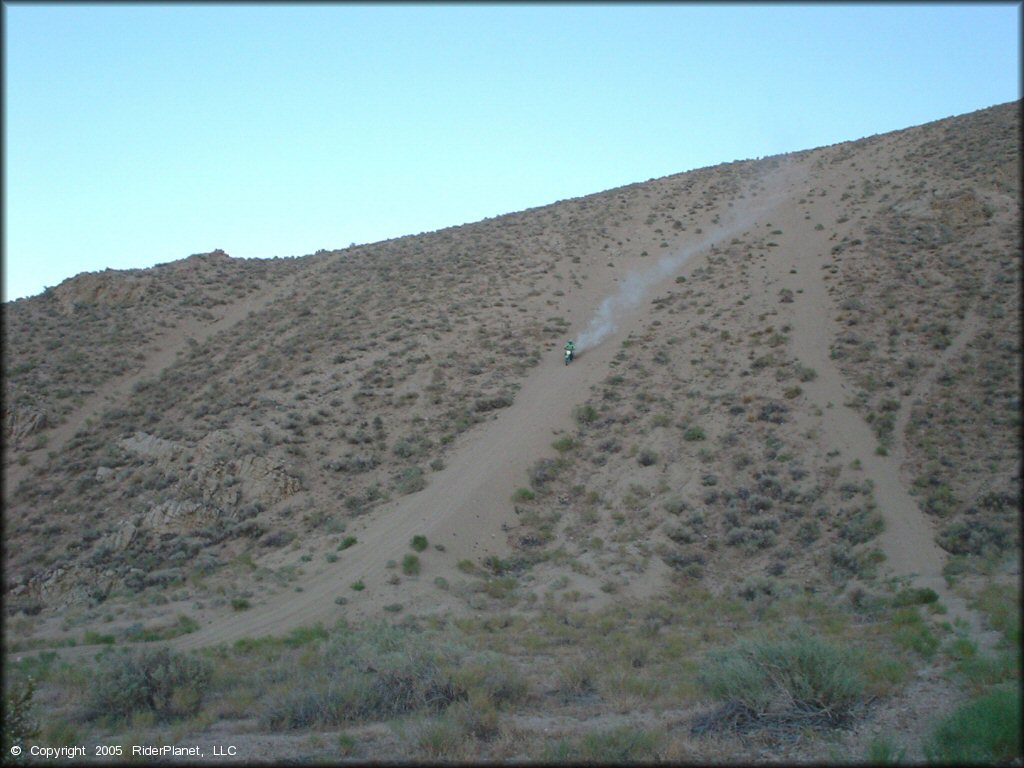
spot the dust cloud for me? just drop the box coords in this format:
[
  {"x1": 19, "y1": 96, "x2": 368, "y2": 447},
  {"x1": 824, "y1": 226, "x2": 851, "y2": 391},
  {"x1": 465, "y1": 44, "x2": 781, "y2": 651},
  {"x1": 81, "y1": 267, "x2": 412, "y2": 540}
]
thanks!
[{"x1": 575, "y1": 207, "x2": 765, "y2": 352}]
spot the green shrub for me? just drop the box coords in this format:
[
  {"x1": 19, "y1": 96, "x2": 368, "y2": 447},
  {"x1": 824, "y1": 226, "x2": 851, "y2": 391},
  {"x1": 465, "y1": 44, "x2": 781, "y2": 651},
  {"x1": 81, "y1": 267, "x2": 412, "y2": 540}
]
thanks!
[
  {"x1": 86, "y1": 648, "x2": 212, "y2": 722},
  {"x1": 395, "y1": 466, "x2": 427, "y2": 495},
  {"x1": 865, "y1": 734, "x2": 907, "y2": 764},
  {"x1": 410, "y1": 535, "x2": 429, "y2": 552},
  {"x1": 683, "y1": 425, "x2": 706, "y2": 441},
  {"x1": 937, "y1": 520, "x2": 1011, "y2": 557},
  {"x1": 3, "y1": 676, "x2": 40, "y2": 761},
  {"x1": 698, "y1": 629, "x2": 864, "y2": 728},
  {"x1": 402, "y1": 554, "x2": 421, "y2": 577},
  {"x1": 924, "y1": 685, "x2": 1020, "y2": 763},
  {"x1": 891, "y1": 587, "x2": 939, "y2": 607},
  {"x1": 552, "y1": 436, "x2": 576, "y2": 453},
  {"x1": 284, "y1": 624, "x2": 328, "y2": 647},
  {"x1": 574, "y1": 404, "x2": 598, "y2": 425},
  {"x1": 637, "y1": 448, "x2": 659, "y2": 467},
  {"x1": 261, "y1": 622, "x2": 466, "y2": 730},
  {"x1": 412, "y1": 712, "x2": 469, "y2": 758},
  {"x1": 231, "y1": 597, "x2": 251, "y2": 611},
  {"x1": 528, "y1": 457, "x2": 564, "y2": 491},
  {"x1": 890, "y1": 607, "x2": 940, "y2": 659},
  {"x1": 453, "y1": 651, "x2": 528, "y2": 707},
  {"x1": 511, "y1": 487, "x2": 535, "y2": 502},
  {"x1": 82, "y1": 631, "x2": 116, "y2": 645}
]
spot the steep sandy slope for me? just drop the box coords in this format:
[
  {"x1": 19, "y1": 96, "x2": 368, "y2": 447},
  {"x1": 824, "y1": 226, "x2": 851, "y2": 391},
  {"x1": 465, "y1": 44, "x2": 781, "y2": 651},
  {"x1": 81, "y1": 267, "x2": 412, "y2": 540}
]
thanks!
[
  {"x1": 174, "y1": 162, "x2": 812, "y2": 649},
  {"x1": 763, "y1": 164, "x2": 1002, "y2": 650},
  {"x1": 183, "y1": 148, "x2": 1003, "y2": 653},
  {"x1": 7, "y1": 106, "x2": 1016, "y2": 672}
]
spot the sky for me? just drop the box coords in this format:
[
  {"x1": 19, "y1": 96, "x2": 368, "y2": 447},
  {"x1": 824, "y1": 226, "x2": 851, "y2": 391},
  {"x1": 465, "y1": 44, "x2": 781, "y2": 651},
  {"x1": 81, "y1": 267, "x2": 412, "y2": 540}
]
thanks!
[{"x1": 3, "y1": 3, "x2": 1020, "y2": 302}]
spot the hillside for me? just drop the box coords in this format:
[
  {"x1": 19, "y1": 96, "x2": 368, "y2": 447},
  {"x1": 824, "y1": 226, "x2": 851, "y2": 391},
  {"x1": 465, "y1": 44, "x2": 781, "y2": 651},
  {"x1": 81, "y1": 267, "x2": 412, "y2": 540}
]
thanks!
[{"x1": 3, "y1": 101, "x2": 1020, "y2": 763}]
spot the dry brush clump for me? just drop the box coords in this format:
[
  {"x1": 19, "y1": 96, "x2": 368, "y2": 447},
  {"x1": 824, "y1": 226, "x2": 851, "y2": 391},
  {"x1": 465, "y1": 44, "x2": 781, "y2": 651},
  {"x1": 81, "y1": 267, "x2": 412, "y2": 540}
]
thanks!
[{"x1": 691, "y1": 629, "x2": 866, "y2": 739}]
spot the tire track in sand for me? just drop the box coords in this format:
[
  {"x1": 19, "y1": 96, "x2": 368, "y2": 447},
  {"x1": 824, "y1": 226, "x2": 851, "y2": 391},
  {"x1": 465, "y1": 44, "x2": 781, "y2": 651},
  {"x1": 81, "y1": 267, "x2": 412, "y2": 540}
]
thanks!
[{"x1": 772, "y1": 173, "x2": 1000, "y2": 652}]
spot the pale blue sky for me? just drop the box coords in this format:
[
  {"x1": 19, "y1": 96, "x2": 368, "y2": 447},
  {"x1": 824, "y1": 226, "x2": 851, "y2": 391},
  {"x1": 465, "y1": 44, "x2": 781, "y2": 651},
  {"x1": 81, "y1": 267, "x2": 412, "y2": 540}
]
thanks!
[{"x1": 3, "y1": 2, "x2": 1020, "y2": 301}]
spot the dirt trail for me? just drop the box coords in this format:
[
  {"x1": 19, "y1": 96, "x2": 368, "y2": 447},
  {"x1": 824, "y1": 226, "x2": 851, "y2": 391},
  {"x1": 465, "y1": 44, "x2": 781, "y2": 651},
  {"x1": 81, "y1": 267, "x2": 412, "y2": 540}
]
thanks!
[
  {"x1": 174, "y1": 168, "x2": 809, "y2": 651},
  {"x1": 772, "y1": 163, "x2": 1000, "y2": 651}
]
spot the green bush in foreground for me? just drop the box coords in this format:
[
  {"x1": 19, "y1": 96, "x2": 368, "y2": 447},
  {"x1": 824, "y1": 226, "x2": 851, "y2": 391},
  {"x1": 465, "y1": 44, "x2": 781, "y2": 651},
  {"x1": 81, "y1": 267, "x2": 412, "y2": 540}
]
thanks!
[
  {"x1": 260, "y1": 622, "x2": 466, "y2": 730},
  {"x1": 86, "y1": 647, "x2": 212, "y2": 723},
  {"x1": 3, "y1": 676, "x2": 40, "y2": 762},
  {"x1": 923, "y1": 685, "x2": 1020, "y2": 764},
  {"x1": 698, "y1": 629, "x2": 864, "y2": 727}
]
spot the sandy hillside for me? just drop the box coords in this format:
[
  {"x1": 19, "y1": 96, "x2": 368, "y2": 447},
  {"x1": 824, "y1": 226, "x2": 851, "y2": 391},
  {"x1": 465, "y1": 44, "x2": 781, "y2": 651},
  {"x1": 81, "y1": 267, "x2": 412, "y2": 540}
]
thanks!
[{"x1": 3, "y1": 101, "x2": 1020, "y2": 763}]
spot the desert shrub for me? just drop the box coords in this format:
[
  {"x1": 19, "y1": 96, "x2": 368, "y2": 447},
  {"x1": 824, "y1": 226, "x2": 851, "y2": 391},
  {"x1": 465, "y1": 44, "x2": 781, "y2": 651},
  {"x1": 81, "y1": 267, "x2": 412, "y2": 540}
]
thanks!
[
  {"x1": 402, "y1": 554, "x2": 421, "y2": 576},
  {"x1": 261, "y1": 622, "x2": 466, "y2": 730},
  {"x1": 86, "y1": 647, "x2": 212, "y2": 722},
  {"x1": 409, "y1": 711, "x2": 471, "y2": 758},
  {"x1": 923, "y1": 484, "x2": 958, "y2": 517},
  {"x1": 889, "y1": 607, "x2": 940, "y2": 659},
  {"x1": 972, "y1": 582, "x2": 1020, "y2": 647},
  {"x1": 552, "y1": 436, "x2": 576, "y2": 453},
  {"x1": 3, "y1": 675, "x2": 40, "y2": 761},
  {"x1": 260, "y1": 529, "x2": 296, "y2": 548},
  {"x1": 636, "y1": 448, "x2": 659, "y2": 467},
  {"x1": 758, "y1": 402, "x2": 789, "y2": 424},
  {"x1": 923, "y1": 685, "x2": 1020, "y2": 764},
  {"x1": 395, "y1": 466, "x2": 427, "y2": 495},
  {"x1": 474, "y1": 394, "x2": 513, "y2": 412},
  {"x1": 891, "y1": 587, "x2": 939, "y2": 607},
  {"x1": 574, "y1": 404, "x2": 598, "y2": 425},
  {"x1": 663, "y1": 496, "x2": 688, "y2": 515},
  {"x1": 683, "y1": 425, "x2": 706, "y2": 441},
  {"x1": 283, "y1": 624, "x2": 329, "y2": 647},
  {"x1": 511, "y1": 487, "x2": 535, "y2": 502},
  {"x1": 410, "y1": 535, "x2": 429, "y2": 552},
  {"x1": 796, "y1": 520, "x2": 820, "y2": 545},
  {"x1": 391, "y1": 439, "x2": 419, "y2": 458},
  {"x1": 695, "y1": 630, "x2": 864, "y2": 732},
  {"x1": 528, "y1": 457, "x2": 564, "y2": 491},
  {"x1": 839, "y1": 508, "x2": 884, "y2": 545},
  {"x1": 452, "y1": 651, "x2": 528, "y2": 707},
  {"x1": 937, "y1": 519, "x2": 1011, "y2": 557},
  {"x1": 557, "y1": 658, "x2": 597, "y2": 702}
]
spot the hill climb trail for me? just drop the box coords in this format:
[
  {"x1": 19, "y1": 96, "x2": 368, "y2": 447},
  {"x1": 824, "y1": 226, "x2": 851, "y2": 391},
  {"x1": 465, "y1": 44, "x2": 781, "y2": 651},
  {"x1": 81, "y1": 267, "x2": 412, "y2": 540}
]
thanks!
[{"x1": 175, "y1": 168, "x2": 809, "y2": 651}]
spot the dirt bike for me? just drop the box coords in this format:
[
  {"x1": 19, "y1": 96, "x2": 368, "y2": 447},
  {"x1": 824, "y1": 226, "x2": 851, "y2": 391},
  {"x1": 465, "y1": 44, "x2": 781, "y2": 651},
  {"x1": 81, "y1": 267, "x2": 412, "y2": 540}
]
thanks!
[{"x1": 564, "y1": 348, "x2": 574, "y2": 365}]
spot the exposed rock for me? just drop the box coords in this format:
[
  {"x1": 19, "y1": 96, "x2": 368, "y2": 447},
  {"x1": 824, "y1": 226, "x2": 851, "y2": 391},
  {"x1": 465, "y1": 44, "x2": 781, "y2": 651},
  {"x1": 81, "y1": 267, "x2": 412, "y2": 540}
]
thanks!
[
  {"x1": 110, "y1": 521, "x2": 137, "y2": 551},
  {"x1": 235, "y1": 454, "x2": 303, "y2": 505},
  {"x1": 50, "y1": 269, "x2": 156, "y2": 316},
  {"x1": 142, "y1": 499, "x2": 220, "y2": 536},
  {"x1": 119, "y1": 431, "x2": 182, "y2": 459}
]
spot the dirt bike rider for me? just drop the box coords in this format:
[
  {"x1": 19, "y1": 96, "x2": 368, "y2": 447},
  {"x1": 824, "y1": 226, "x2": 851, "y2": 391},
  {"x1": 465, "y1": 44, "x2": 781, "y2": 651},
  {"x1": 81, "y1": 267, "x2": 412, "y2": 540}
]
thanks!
[{"x1": 564, "y1": 340, "x2": 576, "y2": 363}]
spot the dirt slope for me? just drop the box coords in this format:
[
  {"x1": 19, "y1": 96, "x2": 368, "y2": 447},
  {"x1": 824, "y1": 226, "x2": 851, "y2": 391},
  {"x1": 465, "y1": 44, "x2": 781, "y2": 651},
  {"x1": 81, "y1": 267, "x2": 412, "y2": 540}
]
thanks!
[{"x1": 165, "y1": 153, "x2": 995, "y2": 653}]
